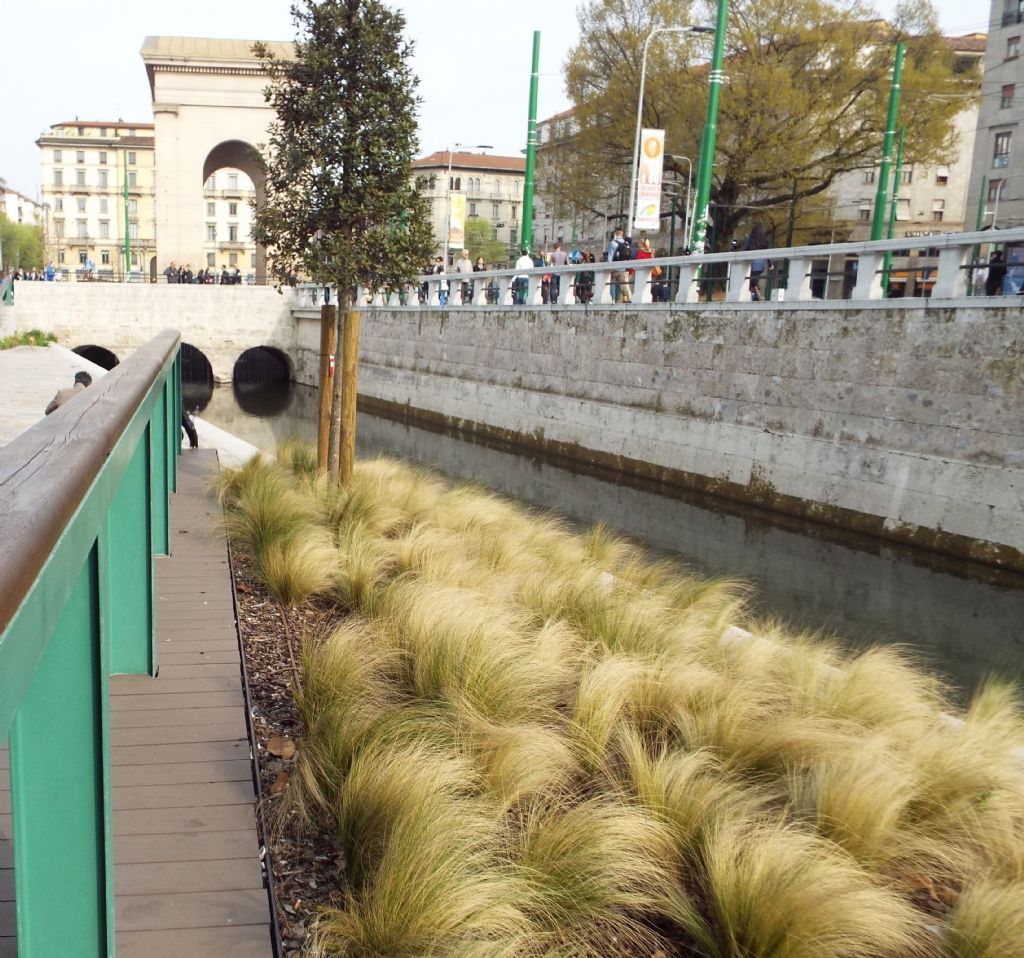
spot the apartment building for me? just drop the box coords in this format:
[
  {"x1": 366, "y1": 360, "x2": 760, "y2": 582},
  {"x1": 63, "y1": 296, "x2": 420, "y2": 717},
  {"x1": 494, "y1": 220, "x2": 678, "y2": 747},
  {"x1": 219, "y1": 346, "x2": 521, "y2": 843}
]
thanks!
[
  {"x1": 414, "y1": 150, "x2": 526, "y2": 263},
  {"x1": 200, "y1": 168, "x2": 257, "y2": 277},
  {"x1": 0, "y1": 178, "x2": 43, "y2": 226}
]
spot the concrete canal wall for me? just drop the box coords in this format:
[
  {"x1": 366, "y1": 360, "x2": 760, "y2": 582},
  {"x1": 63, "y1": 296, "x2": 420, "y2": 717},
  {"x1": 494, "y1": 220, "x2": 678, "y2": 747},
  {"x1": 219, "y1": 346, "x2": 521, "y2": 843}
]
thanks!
[{"x1": 293, "y1": 304, "x2": 1024, "y2": 570}]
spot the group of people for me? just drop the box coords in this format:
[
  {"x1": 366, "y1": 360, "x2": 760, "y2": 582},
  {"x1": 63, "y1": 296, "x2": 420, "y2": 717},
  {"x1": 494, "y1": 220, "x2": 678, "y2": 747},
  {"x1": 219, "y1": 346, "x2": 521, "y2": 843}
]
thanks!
[
  {"x1": 163, "y1": 262, "x2": 244, "y2": 285},
  {"x1": 3, "y1": 264, "x2": 60, "y2": 282}
]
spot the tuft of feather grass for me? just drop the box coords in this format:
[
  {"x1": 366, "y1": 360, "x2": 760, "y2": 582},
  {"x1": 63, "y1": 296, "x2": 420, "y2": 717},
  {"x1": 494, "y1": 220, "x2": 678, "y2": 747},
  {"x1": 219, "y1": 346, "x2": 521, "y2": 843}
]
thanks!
[{"x1": 946, "y1": 879, "x2": 1024, "y2": 958}]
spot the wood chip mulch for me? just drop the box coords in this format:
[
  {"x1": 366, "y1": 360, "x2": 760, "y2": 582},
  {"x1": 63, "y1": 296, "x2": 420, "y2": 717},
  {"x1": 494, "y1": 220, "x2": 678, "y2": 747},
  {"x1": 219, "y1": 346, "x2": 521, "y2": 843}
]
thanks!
[{"x1": 232, "y1": 550, "x2": 345, "y2": 957}]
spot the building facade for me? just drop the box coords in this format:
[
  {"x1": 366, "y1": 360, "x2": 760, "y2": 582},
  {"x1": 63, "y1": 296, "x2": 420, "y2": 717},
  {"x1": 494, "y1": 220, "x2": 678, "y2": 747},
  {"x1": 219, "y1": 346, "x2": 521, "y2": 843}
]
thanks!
[
  {"x1": 0, "y1": 178, "x2": 43, "y2": 227},
  {"x1": 966, "y1": 1, "x2": 1024, "y2": 229},
  {"x1": 201, "y1": 168, "x2": 257, "y2": 278},
  {"x1": 414, "y1": 151, "x2": 525, "y2": 264},
  {"x1": 37, "y1": 120, "x2": 157, "y2": 280}
]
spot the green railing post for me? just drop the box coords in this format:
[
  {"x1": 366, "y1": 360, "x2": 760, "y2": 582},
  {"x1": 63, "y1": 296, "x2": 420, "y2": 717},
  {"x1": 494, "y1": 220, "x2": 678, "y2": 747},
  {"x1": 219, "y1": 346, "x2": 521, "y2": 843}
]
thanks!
[
  {"x1": 107, "y1": 437, "x2": 156, "y2": 676},
  {"x1": 9, "y1": 546, "x2": 114, "y2": 957},
  {"x1": 151, "y1": 391, "x2": 170, "y2": 556}
]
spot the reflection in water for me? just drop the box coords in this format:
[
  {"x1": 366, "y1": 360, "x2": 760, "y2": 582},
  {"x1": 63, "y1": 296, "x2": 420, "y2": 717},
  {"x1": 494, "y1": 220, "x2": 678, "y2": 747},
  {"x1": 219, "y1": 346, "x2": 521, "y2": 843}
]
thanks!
[
  {"x1": 181, "y1": 343, "x2": 214, "y2": 412},
  {"x1": 201, "y1": 381, "x2": 1024, "y2": 696},
  {"x1": 233, "y1": 377, "x2": 292, "y2": 416}
]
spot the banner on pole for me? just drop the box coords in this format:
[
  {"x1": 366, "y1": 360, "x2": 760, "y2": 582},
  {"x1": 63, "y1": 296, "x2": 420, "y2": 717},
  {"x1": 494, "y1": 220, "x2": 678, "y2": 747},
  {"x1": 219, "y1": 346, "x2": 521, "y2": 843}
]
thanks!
[
  {"x1": 634, "y1": 129, "x2": 665, "y2": 231},
  {"x1": 448, "y1": 193, "x2": 466, "y2": 249}
]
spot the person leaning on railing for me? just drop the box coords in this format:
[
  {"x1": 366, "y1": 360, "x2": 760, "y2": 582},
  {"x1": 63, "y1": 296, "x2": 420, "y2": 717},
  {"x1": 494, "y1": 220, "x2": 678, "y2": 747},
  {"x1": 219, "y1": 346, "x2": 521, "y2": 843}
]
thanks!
[{"x1": 45, "y1": 371, "x2": 92, "y2": 415}]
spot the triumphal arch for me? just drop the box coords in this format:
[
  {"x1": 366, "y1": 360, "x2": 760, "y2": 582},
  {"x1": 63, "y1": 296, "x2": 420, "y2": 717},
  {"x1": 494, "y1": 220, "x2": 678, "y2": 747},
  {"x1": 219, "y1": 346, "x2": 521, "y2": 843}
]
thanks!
[{"x1": 141, "y1": 37, "x2": 293, "y2": 283}]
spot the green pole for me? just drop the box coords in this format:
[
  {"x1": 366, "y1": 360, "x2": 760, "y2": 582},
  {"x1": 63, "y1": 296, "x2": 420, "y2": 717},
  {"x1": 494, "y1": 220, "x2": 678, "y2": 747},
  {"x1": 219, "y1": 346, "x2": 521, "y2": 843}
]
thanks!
[
  {"x1": 871, "y1": 42, "x2": 905, "y2": 241},
  {"x1": 689, "y1": 0, "x2": 729, "y2": 253},
  {"x1": 881, "y1": 125, "x2": 905, "y2": 295},
  {"x1": 123, "y1": 152, "x2": 131, "y2": 281},
  {"x1": 968, "y1": 174, "x2": 987, "y2": 295},
  {"x1": 521, "y1": 30, "x2": 541, "y2": 253},
  {"x1": 669, "y1": 194, "x2": 677, "y2": 256}
]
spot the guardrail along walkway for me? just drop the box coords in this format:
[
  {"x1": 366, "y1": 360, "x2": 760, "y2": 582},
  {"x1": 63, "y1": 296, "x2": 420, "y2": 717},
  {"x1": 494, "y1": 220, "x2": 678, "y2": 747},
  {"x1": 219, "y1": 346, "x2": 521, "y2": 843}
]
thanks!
[{"x1": 1, "y1": 449, "x2": 273, "y2": 957}]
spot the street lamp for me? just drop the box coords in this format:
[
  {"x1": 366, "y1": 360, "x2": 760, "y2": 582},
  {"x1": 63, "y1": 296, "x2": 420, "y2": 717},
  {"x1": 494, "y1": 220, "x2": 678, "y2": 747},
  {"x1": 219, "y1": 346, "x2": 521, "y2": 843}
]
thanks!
[
  {"x1": 444, "y1": 143, "x2": 493, "y2": 265},
  {"x1": 627, "y1": 24, "x2": 714, "y2": 234},
  {"x1": 667, "y1": 154, "x2": 693, "y2": 252},
  {"x1": 989, "y1": 173, "x2": 1024, "y2": 229}
]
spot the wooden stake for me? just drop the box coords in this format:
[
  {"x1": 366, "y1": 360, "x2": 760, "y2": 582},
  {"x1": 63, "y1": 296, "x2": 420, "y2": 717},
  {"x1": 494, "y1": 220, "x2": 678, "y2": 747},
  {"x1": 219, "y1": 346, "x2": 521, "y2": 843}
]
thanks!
[
  {"x1": 316, "y1": 303, "x2": 336, "y2": 471},
  {"x1": 339, "y1": 308, "x2": 361, "y2": 486}
]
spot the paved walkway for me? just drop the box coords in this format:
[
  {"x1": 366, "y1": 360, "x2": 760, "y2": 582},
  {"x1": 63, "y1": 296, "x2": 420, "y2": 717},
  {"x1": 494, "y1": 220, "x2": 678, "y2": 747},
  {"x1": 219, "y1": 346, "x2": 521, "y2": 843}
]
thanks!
[{"x1": 1, "y1": 450, "x2": 275, "y2": 956}]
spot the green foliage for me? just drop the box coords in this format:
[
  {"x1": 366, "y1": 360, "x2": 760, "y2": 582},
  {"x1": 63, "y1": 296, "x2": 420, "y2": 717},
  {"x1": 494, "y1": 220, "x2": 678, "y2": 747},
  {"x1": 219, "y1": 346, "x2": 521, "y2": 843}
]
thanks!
[
  {"x1": 0, "y1": 213, "x2": 44, "y2": 271},
  {"x1": 253, "y1": 0, "x2": 434, "y2": 302},
  {"x1": 216, "y1": 441, "x2": 1024, "y2": 958},
  {"x1": 0, "y1": 329, "x2": 56, "y2": 350},
  {"x1": 553, "y1": 0, "x2": 978, "y2": 248},
  {"x1": 462, "y1": 218, "x2": 509, "y2": 266}
]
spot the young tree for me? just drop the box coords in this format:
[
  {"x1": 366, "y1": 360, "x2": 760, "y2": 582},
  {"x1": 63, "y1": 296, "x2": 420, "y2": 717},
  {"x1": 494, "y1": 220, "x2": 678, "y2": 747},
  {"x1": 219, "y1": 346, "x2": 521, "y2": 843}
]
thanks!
[
  {"x1": 550, "y1": 0, "x2": 977, "y2": 249},
  {"x1": 0, "y1": 215, "x2": 44, "y2": 271},
  {"x1": 253, "y1": 0, "x2": 433, "y2": 480},
  {"x1": 463, "y1": 218, "x2": 510, "y2": 266}
]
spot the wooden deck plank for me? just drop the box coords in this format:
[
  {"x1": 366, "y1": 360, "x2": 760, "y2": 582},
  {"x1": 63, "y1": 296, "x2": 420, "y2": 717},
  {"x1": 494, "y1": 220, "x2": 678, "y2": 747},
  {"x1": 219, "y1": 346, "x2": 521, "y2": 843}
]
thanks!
[
  {"x1": 115, "y1": 804, "x2": 257, "y2": 837},
  {"x1": 111, "y1": 724, "x2": 248, "y2": 747},
  {"x1": 110, "y1": 691, "x2": 245, "y2": 711},
  {"x1": 116, "y1": 924, "x2": 273, "y2": 957},
  {"x1": 109, "y1": 707, "x2": 246, "y2": 729},
  {"x1": 111, "y1": 741, "x2": 251, "y2": 767},
  {"x1": 113, "y1": 780, "x2": 255, "y2": 811},
  {"x1": 115, "y1": 859, "x2": 263, "y2": 896},
  {"x1": 116, "y1": 888, "x2": 269, "y2": 931},
  {"x1": 112, "y1": 675, "x2": 242, "y2": 695},
  {"x1": 112, "y1": 760, "x2": 252, "y2": 787},
  {"x1": 115, "y1": 830, "x2": 257, "y2": 865}
]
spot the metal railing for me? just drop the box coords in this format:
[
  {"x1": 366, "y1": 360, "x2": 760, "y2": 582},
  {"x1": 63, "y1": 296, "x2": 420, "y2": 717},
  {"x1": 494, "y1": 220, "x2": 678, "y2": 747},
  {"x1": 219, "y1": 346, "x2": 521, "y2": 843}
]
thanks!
[
  {"x1": 0, "y1": 330, "x2": 181, "y2": 955},
  {"x1": 0, "y1": 277, "x2": 12, "y2": 305},
  {"x1": 292, "y1": 227, "x2": 1024, "y2": 310}
]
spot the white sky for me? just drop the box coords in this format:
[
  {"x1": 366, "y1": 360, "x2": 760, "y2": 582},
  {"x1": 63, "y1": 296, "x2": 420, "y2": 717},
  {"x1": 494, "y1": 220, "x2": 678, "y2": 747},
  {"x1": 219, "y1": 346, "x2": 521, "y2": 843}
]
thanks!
[{"x1": 0, "y1": 0, "x2": 991, "y2": 199}]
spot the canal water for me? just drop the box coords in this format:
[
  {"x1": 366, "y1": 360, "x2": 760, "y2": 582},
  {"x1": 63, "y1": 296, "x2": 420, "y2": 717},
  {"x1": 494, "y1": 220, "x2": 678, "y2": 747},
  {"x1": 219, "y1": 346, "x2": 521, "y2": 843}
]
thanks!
[{"x1": 190, "y1": 377, "x2": 1024, "y2": 698}]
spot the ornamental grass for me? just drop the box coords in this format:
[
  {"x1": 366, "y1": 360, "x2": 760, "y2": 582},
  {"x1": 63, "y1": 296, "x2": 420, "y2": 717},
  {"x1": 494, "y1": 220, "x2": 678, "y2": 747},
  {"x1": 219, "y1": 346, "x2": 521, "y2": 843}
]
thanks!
[{"x1": 218, "y1": 443, "x2": 1024, "y2": 958}]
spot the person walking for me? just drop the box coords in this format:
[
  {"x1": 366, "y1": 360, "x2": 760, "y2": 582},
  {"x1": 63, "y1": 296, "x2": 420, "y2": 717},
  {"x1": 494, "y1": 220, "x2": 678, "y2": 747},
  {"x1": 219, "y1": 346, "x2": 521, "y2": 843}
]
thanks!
[
  {"x1": 513, "y1": 248, "x2": 534, "y2": 305},
  {"x1": 635, "y1": 237, "x2": 654, "y2": 301},
  {"x1": 577, "y1": 251, "x2": 596, "y2": 305},
  {"x1": 432, "y1": 256, "x2": 449, "y2": 306},
  {"x1": 45, "y1": 371, "x2": 92, "y2": 415},
  {"x1": 549, "y1": 241, "x2": 569, "y2": 303},
  {"x1": 454, "y1": 248, "x2": 475, "y2": 304},
  {"x1": 607, "y1": 228, "x2": 633, "y2": 303},
  {"x1": 742, "y1": 221, "x2": 770, "y2": 301},
  {"x1": 986, "y1": 249, "x2": 1007, "y2": 296}
]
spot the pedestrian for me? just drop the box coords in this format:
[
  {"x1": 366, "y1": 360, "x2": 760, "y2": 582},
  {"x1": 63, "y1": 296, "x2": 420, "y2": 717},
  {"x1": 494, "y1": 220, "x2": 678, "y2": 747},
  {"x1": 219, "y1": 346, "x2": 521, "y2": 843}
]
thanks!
[
  {"x1": 986, "y1": 249, "x2": 1007, "y2": 296},
  {"x1": 513, "y1": 248, "x2": 534, "y2": 305},
  {"x1": 181, "y1": 402, "x2": 199, "y2": 449},
  {"x1": 636, "y1": 237, "x2": 654, "y2": 300},
  {"x1": 607, "y1": 228, "x2": 633, "y2": 303},
  {"x1": 652, "y1": 247, "x2": 670, "y2": 302},
  {"x1": 432, "y1": 256, "x2": 449, "y2": 305},
  {"x1": 45, "y1": 262, "x2": 55, "y2": 282},
  {"x1": 454, "y1": 248, "x2": 475, "y2": 304},
  {"x1": 45, "y1": 370, "x2": 92, "y2": 415},
  {"x1": 549, "y1": 241, "x2": 569, "y2": 303},
  {"x1": 577, "y1": 251, "x2": 596, "y2": 305},
  {"x1": 221, "y1": 264, "x2": 230, "y2": 285},
  {"x1": 742, "y1": 221, "x2": 770, "y2": 301}
]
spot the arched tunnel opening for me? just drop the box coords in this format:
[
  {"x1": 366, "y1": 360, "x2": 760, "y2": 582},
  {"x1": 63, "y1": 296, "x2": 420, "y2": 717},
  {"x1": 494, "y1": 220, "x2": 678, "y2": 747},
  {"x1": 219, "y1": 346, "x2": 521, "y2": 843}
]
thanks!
[
  {"x1": 180, "y1": 343, "x2": 214, "y2": 413},
  {"x1": 73, "y1": 345, "x2": 119, "y2": 370},
  {"x1": 232, "y1": 346, "x2": 292, "y2": 416}
]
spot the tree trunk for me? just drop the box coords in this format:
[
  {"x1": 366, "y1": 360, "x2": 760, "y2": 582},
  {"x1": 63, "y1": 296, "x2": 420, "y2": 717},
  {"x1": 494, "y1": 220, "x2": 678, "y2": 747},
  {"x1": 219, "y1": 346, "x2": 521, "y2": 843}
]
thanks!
[
  {"x1": 317, "y1": 303, "x2": 336, "y2": 472},
  {"x1": 326, "y1": 286, "x2": 350, "y2": 476},
  {"x1": 338, "y1": 306, "x2": 361, "y2": 486}
]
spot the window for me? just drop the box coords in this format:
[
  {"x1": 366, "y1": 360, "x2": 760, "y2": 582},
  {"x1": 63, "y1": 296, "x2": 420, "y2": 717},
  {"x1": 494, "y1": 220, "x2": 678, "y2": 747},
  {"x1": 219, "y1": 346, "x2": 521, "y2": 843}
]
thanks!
[
  {"x1": 77, "y1": 126, "x2": 84, "y2": 136},
  {"x1": 250, "y1": 254, "x2": 256, "y2": 267},
  {"x1": 206, "y1": 224, "x2": 216, "y2": 241},
  {"x1": 129, "y1": 223, "x2": 138, "y2": 240},
  {"x1": 130, "y1": 252, "x2": 138, "y2": 267},
  {"x1": 862, "y1": 169, "x2": 876, "y2": 184},
  {"x1": 76, "y1": 169, "x2": 86, "y2": 186},
  {"x1": 493, "y1": 178, "x2": 501, "y2": 195},
  {"x1": 99, "y1": 198, "x2": 108, "y2": 214},
  {"x1": 128, "y1": 128, "x2": 136, "y2": 137},
  {"x1": 449, "y1": 176, "x2": 461, "y2": 191},
  {"x1": 79, "y1": 251, "x2": 87, "y2": 265},
  {"x1": 76, "y1": 150, "x2": 85, "y2": 163},
  {"x1": 492, "y1": 202, "x2": 500, "y2": 218},
  {"x1": 58, "y1": 251, "x2": 65, "y2": 264},
  {"x1": 127, "y1": 151, "x2": 136, "y2": 165},
  {"x1": 99, "y1": 221, "x2": 109, "y2": 239},
  {"x1": 101, "y1": 250, "x2": 110, "y2": 265},
  {"x1": 988, "y1": 178, "x2": 1008, "y2": 201},
  {"x1": 54, "y1": 219, "x2": 64, "y2": 238},
  {"x1": 54, "y1": 198, "x2": 63, "y2": 212},
  {"x1": 994, "y1": 130, "x2": 1012, "y2": 168},
  {"x1": 900, "y1": 168, "x2": 912, "y2": 184},
  {"x1": 53, "y1": 169, "x2": 62, "y2": 187},
  {"x1": 205, "y1": 175, "x2": 215, "y2": 190},
  {"x1": 858, "y1": 203, "x2": 871, "y2": 221},
  {"x1": 492, "y1": 228, "x2": 499, "y2": 241},
  {"x1": 127, "y1": 171, "x2": 137, "y2": 187},
  {"x1": 469, "y1": 201, "x2": 478, "y2": 216},
  {"x1": 98, "y1": 170, "x2": 108, "y2": 188},
  {"x1": 1002, "y1": 84, "x2": 1016, "y2": 108},
  {"x1": 896, "y1": 199, "x2": 910, "y2": 221},
  {"x1": 207, "y1": 253, "x2": 216, "y2": 267},
  {"x1": 76, "y1": 197, "x2": 86, "y2": 212},
  {"x1": 229, "y1": 225, "x2": 239, "y2": 242},
  {"x1": 935, "y1": 165, "x2": 949, "y2": 185},
  {"x1": 227, "y1": 173, "x2": 239, "y2": 190},
  {"x1": 228, "y1": 202, "x2": 238, "y2": 216},
  {"x1": 54, "y1": 149, "x2": 62, "y2": 162},
  {"x1": 229, "y1": 252, "x2": 238, "y2": 266},
  {"x1": 99, "y1": 128, "x2": 107, "y2": 138},
  {"x1": 511, "y1": 204, "x2": 518, "y2": 221},
  {"x1": 932, "y1": 200, "x2": 945, "y2": 222},
  {"x1": 99, "y1": 151, "x2": 107, "y2": 165},
  {"x1": 77, "y1": 220, "x2": 87, "y2": 239},
  {"x1": 1008, "y1": 35, "x2": 1021, "y2": 58},
  {"x1": 509, "y1": 227, "x2": 517, "y2": 246},
  {"x1": 513, "y1": 180, "x2": 520, "y2": 195},
  {"x1": 207, "y1": 201, "x2": 215, "y2": 216}
]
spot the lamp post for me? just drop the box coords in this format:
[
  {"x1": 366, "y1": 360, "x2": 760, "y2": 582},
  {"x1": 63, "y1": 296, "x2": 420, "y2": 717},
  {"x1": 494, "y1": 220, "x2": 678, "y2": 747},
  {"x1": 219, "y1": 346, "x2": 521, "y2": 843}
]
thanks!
[
  {"x1": 444, "y1": 143, "x2": 492, "y2": 266},
  {"x1": 628, "y1": 25, "x2": 714, "y2": 234},
  {"x1": 668, "y1": 154, "x2": 693, "y2": 252},
  {"x1": 990, "y1": 172, "x2": 1024, "y2": 228}
]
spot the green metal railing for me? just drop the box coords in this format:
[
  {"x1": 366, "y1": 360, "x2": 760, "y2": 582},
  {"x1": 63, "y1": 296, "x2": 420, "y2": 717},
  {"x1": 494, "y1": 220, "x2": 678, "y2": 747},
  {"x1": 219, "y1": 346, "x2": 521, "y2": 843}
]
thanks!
[
  {"x1": 0, "y1": 329, "x2": 181, "y2": 956},
  {"x1": 1, "y1": 278, "x2": 13, "y2": 305}
]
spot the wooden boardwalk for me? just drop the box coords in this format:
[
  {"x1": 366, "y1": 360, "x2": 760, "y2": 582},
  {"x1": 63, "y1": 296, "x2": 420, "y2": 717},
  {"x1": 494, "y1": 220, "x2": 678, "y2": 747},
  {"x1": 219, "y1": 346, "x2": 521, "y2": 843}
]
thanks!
[{"x1": 1, "y1": 449, "x2": 275, "y2": 957}]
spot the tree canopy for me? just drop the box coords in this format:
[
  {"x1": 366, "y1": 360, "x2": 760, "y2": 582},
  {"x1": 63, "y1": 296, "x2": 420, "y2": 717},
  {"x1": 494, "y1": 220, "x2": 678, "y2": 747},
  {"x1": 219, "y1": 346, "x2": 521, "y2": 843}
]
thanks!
[
  {"x1": 252, "y1": 0, "x2": 433, "y2": 297},
  {"x1": 463, "y1": 218, "x2": 510, "y2": 266},
  {"x1": 0, "y1": 215, "x2": 44, "y2": 271},
  {"x1": 547, "y1": 0, "x2": 978, "y2": 248}
]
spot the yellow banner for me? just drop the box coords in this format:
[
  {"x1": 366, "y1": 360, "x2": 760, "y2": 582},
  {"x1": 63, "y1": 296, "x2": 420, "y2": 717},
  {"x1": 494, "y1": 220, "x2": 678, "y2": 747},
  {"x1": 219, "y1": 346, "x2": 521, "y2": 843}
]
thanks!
[
  {"x1": 448, "y1": 193, "x2": 466, "y2": 248},
  {"x1": 634, "y1": 129, "x2": 665, "y2": 231}
]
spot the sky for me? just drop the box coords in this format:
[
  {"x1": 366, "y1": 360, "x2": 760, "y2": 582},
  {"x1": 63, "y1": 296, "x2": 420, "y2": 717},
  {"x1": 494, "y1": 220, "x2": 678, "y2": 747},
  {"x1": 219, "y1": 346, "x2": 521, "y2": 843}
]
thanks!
[{"x1": 0, "y1": 0, "x2": 991, "y2": 200}]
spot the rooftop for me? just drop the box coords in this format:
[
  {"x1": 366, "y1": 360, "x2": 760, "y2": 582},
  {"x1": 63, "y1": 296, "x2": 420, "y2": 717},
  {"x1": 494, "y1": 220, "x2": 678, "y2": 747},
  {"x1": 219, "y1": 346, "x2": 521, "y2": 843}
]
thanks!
[
  {"x1": 415, "y1": 151, "x2": 525, "y2": 173},
  {"x1": 140, "y1": 36, "x2": 295, "y2": 63}
]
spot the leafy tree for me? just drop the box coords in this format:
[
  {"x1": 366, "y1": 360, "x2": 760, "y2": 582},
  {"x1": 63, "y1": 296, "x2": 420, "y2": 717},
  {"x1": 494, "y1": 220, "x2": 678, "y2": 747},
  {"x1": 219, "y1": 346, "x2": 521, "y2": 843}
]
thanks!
[
  {"x1": 463, "y1": 218, "x2": 509, "y2": 266},
  {"x1": 547, "y1": 0, "x2": 977, "y2": 249},
  {"x1": 0, "y1": 215, "x2": 44, "y2": 271},
  {"x1": 253, "y1": 0, "x2": 432, "y2": 477}
]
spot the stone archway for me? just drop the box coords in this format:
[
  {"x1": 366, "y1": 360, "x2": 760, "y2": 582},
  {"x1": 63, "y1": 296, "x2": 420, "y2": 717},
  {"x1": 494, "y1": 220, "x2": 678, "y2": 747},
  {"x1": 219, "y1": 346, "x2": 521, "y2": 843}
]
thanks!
[
  {"x1": 142, "y1": 37, "x2": 293, "y2": 285},
  {"x1": 202, "y1": 140, "x2": 267, "y2": 283}
]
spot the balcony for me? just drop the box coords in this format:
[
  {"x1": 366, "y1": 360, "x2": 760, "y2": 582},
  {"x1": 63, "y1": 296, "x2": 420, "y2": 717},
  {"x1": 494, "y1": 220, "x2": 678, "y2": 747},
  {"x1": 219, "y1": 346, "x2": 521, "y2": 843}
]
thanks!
[{"x1": 1002, "y1": 8, "x2": 1023, "y2": 25}]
